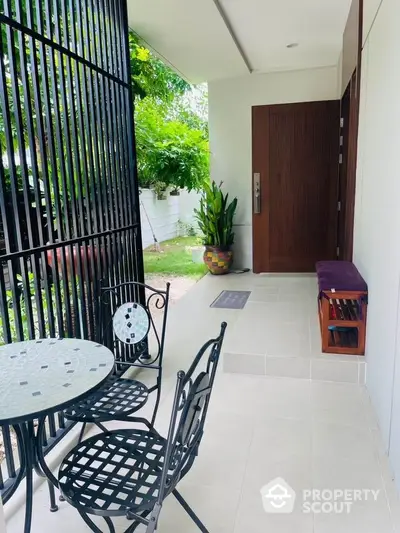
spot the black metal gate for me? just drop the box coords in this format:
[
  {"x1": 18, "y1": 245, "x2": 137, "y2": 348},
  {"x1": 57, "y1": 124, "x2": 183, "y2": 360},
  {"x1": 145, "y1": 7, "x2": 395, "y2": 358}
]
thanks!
[{"x1": 0, "y1": 0, "x2": 144, "y2": 500}]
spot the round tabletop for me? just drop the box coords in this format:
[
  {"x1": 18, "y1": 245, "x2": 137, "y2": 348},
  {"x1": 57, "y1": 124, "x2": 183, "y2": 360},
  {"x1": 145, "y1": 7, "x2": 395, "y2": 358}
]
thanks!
[{"x1": 0, "y1": 338, "x2": 114, "y2": 425}]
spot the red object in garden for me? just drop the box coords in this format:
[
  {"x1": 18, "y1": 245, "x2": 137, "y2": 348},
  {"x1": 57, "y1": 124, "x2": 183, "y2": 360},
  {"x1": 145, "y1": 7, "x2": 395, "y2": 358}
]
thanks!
[{"x1": 46, "y1": 244, "x2": 100, "y2": 277}]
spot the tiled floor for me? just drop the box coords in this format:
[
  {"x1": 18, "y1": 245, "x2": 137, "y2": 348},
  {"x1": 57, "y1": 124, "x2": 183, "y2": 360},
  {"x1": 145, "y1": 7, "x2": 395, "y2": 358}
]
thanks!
[
  {"x1": 220, "y1": 273, "x2": 365, "y2": 383},
  {"x1": 5, "y1": 274, "x2": 400, "y2": 532}
]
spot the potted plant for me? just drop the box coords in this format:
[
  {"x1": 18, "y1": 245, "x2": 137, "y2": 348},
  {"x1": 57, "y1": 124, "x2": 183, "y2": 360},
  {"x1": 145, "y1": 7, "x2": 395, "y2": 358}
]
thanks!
[
  {"x1": 195, "y1": 181, "x2": 238, "y2": 275},
  {"x1": 152, "y1": 181, "x2": 168, "y2": 200}
]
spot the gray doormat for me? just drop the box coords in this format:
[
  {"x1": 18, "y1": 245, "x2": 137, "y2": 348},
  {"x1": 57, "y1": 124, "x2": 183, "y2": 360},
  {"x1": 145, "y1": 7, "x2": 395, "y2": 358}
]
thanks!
[{"x1": 210, "y1": 290, "x2": 251, "y2": 309}]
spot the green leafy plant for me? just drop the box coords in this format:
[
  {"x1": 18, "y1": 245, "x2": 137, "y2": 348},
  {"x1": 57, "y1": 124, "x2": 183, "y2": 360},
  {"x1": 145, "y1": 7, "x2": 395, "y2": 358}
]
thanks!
[
  {"x1": 177, "y1": 220, "x2": 197, "y2": 237},
  {"x1": 129, "y1": 33, "x2": 190, "y2": 101},
  {"x1": 0, "y1": 273, "x2": 66, "y2": 345},
  {"x1": 152, "y1": 180, "x2": 168, "y2": 200},
  {"x1": 135, "y1": 98, "x2": 209, "y2": 193},
  {"x1": 195, "y1": 182, "x2": 238, "y2": 247}
]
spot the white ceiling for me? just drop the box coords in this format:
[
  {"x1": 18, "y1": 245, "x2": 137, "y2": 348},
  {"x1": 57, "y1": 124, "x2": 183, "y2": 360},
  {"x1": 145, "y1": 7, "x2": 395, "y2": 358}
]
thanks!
[
  {"x1": 128, "y1": 0, "x2": 353, "y2": 83},
  {"x1": 127, "y1": 0, "x2": 248, "y2": 83}
]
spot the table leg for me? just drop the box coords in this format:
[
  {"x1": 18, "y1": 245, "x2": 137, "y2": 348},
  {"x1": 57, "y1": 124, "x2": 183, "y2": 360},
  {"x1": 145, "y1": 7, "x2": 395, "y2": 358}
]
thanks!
[
  {"x1": 2, "y1": 426, "x2": 26, "y2": 506},
  {"x1": 34, "y1": 418, "x2": 59, "y2": 512},
  {"x1": 13, "y1": 419, "x2": 60, "y2": 533},
  {"x1": 19, "y1": 423, "x2": 34, "y2": 533}
]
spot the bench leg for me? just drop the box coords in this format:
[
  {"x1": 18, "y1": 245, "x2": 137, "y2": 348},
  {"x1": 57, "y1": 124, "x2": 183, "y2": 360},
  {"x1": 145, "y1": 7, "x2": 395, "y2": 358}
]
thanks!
[{"x1": 320, "y1": 297, "x2": 330, "y2": 353}]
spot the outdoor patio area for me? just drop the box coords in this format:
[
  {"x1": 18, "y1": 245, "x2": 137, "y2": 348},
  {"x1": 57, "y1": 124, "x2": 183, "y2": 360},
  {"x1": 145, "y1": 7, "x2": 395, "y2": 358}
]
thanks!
[{"x1": 4, "y1": 273, "x2": 400, "y2": 532}]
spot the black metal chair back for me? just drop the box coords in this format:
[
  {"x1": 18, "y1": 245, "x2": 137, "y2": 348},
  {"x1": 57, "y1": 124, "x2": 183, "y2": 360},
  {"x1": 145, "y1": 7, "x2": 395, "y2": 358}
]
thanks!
[
  {"x1": 157, "y1": 321, "x2": 227, "y2": 505},
  {"x1": 99, "y1": 281, "x2": 170, "y2": 372}
]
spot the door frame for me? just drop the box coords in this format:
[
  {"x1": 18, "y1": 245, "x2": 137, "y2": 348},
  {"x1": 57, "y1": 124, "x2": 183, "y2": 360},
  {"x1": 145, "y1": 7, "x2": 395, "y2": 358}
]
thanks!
[{"x1": 252, "y1": 105, "x2": 270, "y2": 273}]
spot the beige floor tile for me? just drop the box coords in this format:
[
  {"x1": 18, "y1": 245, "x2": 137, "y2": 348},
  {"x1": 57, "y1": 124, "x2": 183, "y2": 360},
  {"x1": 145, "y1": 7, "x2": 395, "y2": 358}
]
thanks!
[
  {"x1": 157, "y1": 482, "x2": 241, "y2": 533},
  {"x1": 234, "y1": 505, "x2": 313, "y2": 533},
  {"x1": 313, "y1": 498, "x2": 394, "y2": 533},
  {"x1": 266, "y1": 333, "x2": 311, "y2": 357},
  {"x1": 360, "y1": 387, "x2": 380, "y2": 429},
  {"x1": 243, "y1": 452, "x2": 312, "y2": 497},
  {"x1": 311, "y1": 359, "x2": 359, "y2": 383},
  {"x1": 184, "y1": 415, "x2": 253, "y2": 489},
  {"x1": 242, "y1": 301, "x2": 310, "y2": 324},
  {"x1": 255, "y1": 377, "x2": 312, "y2": 420},
  {"x1": 235, "y1": 457, "x2": 313, "y2": 533},
  {"x1": 250, "y1": 417, "x2": 312, "y2": 461},
  {"x1": 312, "y1": 454, "x2": 384, "y2": 492},
  {"x1": 278, "y1": 292, "x2": 315, "y2": 305},
  {"x1": 313, "y1": 421, "x2": 378, "y2": 463},
  {"x1": 248, "y1": 288, "x2": 280, "y2": 302},
  {"x1": 311, "y1": 381, "x2": 369, "y2": 427},
  {"x1": 6, "y1": 482, "x2": 89, "y2": 533},
  {"x1": 224, "y1": 352, "x2": 266, "y2": 375},
  {"x1": 265, "y1": 356, "x2": 311, "y2": 379},
  {"x1": 208, "y1": 373, "x2": 271, "y2": 418}
]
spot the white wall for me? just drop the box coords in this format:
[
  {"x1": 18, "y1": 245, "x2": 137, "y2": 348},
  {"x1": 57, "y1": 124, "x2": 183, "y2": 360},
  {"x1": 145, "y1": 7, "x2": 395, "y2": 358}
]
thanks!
[
  {"x1": 208, "y1": 66, "x2": 339, "y2": 269},
  {"x1": 179, "y1": 189, "x2": 201, "y2": 227},
  {"x1": 353, "y1": 0, "x2": 400, "y2": 487},
  {"x1": 140, "y1": 189, "x2": 200, "y2": 249}
]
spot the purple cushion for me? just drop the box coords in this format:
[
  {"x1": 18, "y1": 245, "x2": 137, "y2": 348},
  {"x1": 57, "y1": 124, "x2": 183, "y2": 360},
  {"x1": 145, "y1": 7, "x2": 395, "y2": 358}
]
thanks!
[{"x1": 316, "y1": 261, "x2": 367, "y2": 293}]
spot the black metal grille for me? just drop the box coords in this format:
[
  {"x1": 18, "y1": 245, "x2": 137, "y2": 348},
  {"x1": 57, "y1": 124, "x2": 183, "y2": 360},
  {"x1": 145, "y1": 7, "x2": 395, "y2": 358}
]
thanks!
[{"x1": 0, "y1": 0, "x2": 144, "y2": 500}]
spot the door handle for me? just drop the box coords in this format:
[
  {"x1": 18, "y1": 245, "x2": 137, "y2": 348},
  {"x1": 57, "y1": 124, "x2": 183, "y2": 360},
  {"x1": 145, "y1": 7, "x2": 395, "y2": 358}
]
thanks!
[{"x1": 254, "y1": 172, "x2": 261, "y2": 214}]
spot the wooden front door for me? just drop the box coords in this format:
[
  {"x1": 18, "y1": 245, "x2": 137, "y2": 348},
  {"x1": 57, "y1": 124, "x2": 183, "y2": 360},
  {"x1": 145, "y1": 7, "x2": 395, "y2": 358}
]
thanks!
[{"x1": 252, "y1": 101, "x2": 340, "y2": 273}]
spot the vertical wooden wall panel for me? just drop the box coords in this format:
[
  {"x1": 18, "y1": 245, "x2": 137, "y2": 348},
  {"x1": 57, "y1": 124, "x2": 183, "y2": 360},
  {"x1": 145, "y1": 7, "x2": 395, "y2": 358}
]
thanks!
[
  {"x1": 339, "y1": 0, "x2": 363, "y2": 260},
  {"x1": 342, "y1": 0, "x2": 362, "y2": 95}
]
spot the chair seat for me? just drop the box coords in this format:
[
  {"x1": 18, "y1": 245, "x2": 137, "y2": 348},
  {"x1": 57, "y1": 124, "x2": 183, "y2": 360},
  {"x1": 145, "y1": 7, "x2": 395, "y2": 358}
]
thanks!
[
  {"x1": 64, "y1": 377, "x2": 149, "y2": 422},
  {"x1": 58, "y1": 429, "x2": 168, "y2": 516}
]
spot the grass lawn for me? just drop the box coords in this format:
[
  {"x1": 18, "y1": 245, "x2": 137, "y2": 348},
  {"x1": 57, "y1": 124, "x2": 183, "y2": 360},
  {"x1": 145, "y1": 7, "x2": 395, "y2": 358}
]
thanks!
[{"x1": 143, "y1": 236, "x2": 207, "y2": 278}]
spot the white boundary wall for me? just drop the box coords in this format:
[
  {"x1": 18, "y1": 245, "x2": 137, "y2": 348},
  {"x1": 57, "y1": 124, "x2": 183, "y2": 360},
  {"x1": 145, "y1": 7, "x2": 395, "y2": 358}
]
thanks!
[{"x1": 139, "y1": 189, "x2": 201, "y2": 249}]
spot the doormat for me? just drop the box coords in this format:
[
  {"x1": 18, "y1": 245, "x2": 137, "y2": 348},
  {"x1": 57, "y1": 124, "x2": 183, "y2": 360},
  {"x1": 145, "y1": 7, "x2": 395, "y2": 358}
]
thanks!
[{"x1": 210, "y1": 290, "x2": 251, "y2": 309}]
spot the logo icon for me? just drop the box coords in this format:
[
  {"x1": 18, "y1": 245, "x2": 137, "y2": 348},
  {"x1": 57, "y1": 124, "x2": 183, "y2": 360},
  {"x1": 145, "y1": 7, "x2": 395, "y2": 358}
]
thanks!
[{"x1": 260, "y1": 478, "x2": 296, "y2": 514}]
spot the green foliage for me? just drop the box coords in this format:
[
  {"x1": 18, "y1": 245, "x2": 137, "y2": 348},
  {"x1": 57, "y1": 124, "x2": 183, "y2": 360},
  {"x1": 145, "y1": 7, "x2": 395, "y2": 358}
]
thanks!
[
  {"x1": 143, "y1": 236, "x2": 207, "y2": 278},
  {"x1": 195, "y1": 181, "x2": 238, "y2": 247},
  {"x1": 168, "y1": 85, "x2": 209, "y2": 136},
  {"x1": 177, "y1": 220, "x2": 197, "y2": 237},
  {"x1": 152, "y1": 180, "x2": 168, "y2": 200},
  {"x1": 129, "y1": 33, "x2": 190, "y2": 102},
  {"x1": 135, "y1": 98, "x2": 209, "y2": 192},
  {"x1": 130, "y1": 33, "x2": 209, "y2": 194},
  {"x1": 0, "y1": 273, "x2": 65, "y2": 344}
]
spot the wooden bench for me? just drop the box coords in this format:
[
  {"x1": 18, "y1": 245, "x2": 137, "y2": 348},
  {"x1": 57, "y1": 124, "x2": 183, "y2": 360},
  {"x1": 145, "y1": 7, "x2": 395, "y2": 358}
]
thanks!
[{"x1": 316, "y1": 261, "x2": 368, "y2": 356}]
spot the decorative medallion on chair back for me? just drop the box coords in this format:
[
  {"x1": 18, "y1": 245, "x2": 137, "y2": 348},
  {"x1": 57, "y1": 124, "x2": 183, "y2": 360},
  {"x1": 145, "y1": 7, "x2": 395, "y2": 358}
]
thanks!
[
  {"x1": 100, "y1": 281, "x2": 170, "y2": 368},
  {"x1": 63, "y1": 281, "x2": 170, "y2": 428}
]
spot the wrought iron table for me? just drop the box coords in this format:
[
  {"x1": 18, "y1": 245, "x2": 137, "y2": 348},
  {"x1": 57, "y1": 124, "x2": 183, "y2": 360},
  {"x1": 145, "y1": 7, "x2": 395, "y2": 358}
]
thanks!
[{"x1": 0, "y1": 338, "x2": 114, "y2": 533}]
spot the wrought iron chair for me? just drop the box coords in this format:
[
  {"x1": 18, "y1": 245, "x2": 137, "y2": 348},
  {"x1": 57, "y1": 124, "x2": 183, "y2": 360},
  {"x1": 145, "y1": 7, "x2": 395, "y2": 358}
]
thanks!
[
  {"x1": 64, "y1": 281, "x2": 170, "y2": 436},
  {"x1": 58, "y1": 322, "x2": 227, "y2": 533}
]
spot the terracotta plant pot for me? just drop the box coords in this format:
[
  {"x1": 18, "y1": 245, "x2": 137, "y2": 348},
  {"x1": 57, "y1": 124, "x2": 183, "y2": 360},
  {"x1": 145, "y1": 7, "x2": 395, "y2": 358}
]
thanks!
[
  {"x1": 203, "y1": 245, "x2": 233, "y2": 275},
  {"x1": 46, "y1": 244, "x2": 100, "y2": 278}
]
